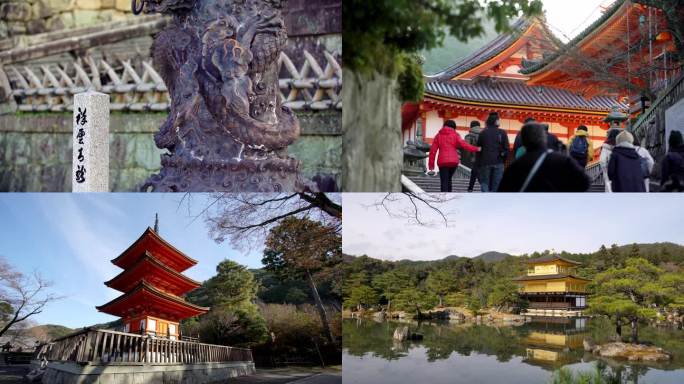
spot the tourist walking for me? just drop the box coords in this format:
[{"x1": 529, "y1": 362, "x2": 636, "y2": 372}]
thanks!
[
  {"x1": 514, "y1": 121, "x2": 562, "y2": 159},
  {"x1": 543, "y1": 124, "x2": 563, "y2": 152},
  {"x1": 477, "y1": 112, "x2": 509, "y2": 192},
  {"x1": 499, "y1": 122, "x2": 590, "y2": 192},
  {"x1": 599, "y1": 129, "x2": 621, "y2": 192},
  {"x1": 661, "y1": 130, "x2": 684, "y2": 192},
  {"x1": 427, "y1": 120, "x2": 481, "y2": 192},
  {"x1": 607, "y1": 131, "x2": 646, "y2": 192},
  {"x1": 567, "y1": 125, "x2": 594, "y2": 168},
  {"x1": 463, "y1": 121, "x2": 482, "y2": 192},
  {"x1": 632, "y1": 136, "x2": 655, "y2": 192}
]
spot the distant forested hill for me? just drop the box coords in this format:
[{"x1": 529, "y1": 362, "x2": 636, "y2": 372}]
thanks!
[
  {"x1": 421, "y1": 21, "x2": 499, "y2": 75},
  {"x1": 342, "y1": 242, "x2": 684, "y2": 312}
]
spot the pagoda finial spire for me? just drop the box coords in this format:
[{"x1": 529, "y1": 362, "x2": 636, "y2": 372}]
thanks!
[{"x1": 154, "y1": 213, "x2": 159, "y2": 233}]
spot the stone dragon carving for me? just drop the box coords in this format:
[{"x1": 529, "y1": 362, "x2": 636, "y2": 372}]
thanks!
[{"x1": 136, "y1": 0, "x2": 311, "y2": 191}]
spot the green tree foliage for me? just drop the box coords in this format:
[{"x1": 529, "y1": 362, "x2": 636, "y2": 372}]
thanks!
[
  {"x1": 344, "y1": 285, "x2": 380, "y2": 311},
  {"x1": 425, "y1": 268, "x2": 459, "y2": 307},
  {"x1": 344, "y1": 243, "x2": 684, "y2": 322},
  {"x1": 372, "y1": 270, "x2": 413, "y2": 313},
  {"x1": 487, "y1": 279, "x2": 523, "y2": 309},
  {"x1": 189, "y1": 260, "x2": 258, "y2": 308},
  {"x1": 394, "y1": 289, "x2": 439, "y2": 317},
  {"x1": 588, "y1": 258, "x2": 682, "y2": 342},
  {"x1": 185, "y1": 260, "x2": 268, "y2": 347},
  {"x1": 343, "y1": 0, "x2": 543, "y2": 100}
]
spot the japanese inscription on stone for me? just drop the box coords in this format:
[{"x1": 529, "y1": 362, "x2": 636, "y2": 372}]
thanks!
[{"x1": 72, "y1": 92, "x2": 110, "y2": 192}]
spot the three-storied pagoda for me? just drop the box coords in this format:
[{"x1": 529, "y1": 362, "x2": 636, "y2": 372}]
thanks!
[
  {"x1": 514, "y1": 255, "x2": 590, "y2": 317},
  {"x1": 98, "y1": 223, "x2": 209, "y2": 340}
]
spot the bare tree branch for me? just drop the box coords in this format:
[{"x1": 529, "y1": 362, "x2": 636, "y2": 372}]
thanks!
[
  {"x1": 366, "y1": 193, "x2": 459, "y2": 227},
  {"x1": 200, "y1": 193, "x2": 342, "y2": 251},
  {"x1": 0, "y1": 257, "x2": 61, "y2": 338}
]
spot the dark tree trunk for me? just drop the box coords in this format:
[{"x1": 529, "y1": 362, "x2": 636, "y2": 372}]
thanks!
[
  {"x1": 631, "y1": 318, "x2": 639, "y2": 344},
  {"x1": 616, "y1": 318, "x2": 622, "y2": 337},
  {"x1": 306, "y1": 269, "x2": 335, "y2": 343}
]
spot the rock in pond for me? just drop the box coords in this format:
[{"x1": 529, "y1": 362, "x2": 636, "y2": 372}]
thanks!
[
  {"x1": 393, "y1": 326, "x2": 409, "y2": 341},
  {"x1": 594, "y1": 342, "x2": 671, "y2": 362}
]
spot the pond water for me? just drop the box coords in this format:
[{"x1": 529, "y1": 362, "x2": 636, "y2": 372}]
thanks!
[{"x1": 343, "y1": 317, "x2": 684, "y2": 384}]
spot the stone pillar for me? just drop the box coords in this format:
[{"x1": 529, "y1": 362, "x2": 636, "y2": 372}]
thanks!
[{"x1": 72, "y1": 91, "x2": 110, "y2": 192}]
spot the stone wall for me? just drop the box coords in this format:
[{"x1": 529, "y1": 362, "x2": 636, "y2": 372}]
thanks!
[
  {"x1": 0, "y1": 111, "x2": 341, "y2": 191},
  {"x1": 0, "y1": 0, "x2": 133, "y2": 39},
  {"x1": 42, "y1": 360, "x2": 256, "y2": 384}
]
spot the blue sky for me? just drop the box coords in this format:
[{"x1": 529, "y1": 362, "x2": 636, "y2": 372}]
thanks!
[
  {"x1": 343, "y1": 194, "x2": 684, "y2": 261},
  {"x1": 0, "y1": 194, "x2": 263, "y2": 329}
]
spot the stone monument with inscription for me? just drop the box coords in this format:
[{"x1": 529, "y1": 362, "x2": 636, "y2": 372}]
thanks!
[
  {"x1": 72, "y1": 91, "x2": 110, "y2": 192},
  {"x1": 134, "y1": 0, "x2": 312, "y2": 192}
]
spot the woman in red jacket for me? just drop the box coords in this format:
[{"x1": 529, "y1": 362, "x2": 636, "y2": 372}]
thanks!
[{"x1": 428, "y1": 120, "x2": 481, "y2": 192}]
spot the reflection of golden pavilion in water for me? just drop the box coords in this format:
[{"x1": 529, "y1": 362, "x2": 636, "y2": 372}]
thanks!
[
  {"x1": 514, "y1": 255, "x2": 590, "y2": 317},
  {"x1": 523, "y1": 317, "x2": 589, "y2": 369}
]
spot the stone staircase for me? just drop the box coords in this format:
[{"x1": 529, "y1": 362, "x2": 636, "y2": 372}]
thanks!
[{"x1": 405, "y1": 168, "x2": 605, "y2": 193}]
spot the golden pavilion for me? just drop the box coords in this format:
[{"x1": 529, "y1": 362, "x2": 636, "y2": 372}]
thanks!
[{"x1": 514, "y1": 255, "x2": 590, "y2": 317}]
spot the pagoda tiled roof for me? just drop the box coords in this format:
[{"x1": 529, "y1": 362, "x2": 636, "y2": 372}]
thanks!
[
  {"x1": 513, "y1": 273, "x2": 590, "y2": 282},
  {"x1": 525, "y1": 255, "x2": 582, "y2": 265},
  {"x1": 520, "y1": 0, "x2": 626, "y2": 75},
  {"x1": 97, "y1": 280, "x2": 209, "y2": 320},
  {"x1": 105, "y1": 251, "x2": 201, "y2": 296},
  {"x1": 428, "y1": 17, "x2": 537, "y2": 80},
  {"x1": 111, "y1": 227, "x2": 198, "y2": 273},
  {"x1": 425, "y1": 79, "x2": 621, "y2": 111}
]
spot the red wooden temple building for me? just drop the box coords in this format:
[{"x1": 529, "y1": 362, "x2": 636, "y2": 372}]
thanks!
[
  {"x1": 98, "y1": 225, "x2": 208, "y2": 340},
  {"x1": 403, "y1": 0, "x2": 679, "y2": 162}
]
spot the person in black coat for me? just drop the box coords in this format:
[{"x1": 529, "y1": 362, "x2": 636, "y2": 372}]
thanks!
[
  {"x1": 477, "y1": 112, "x2": 510, "y2": 192},
  {"x1": 498, "y1": 122, "x2": 590, "y2": 192},
  {"x1": 661, "y1": 130, "x2": 684, "y2": 192},
  {"x1": 607, "y1": 131, "x2": 646, "y2": 192}
]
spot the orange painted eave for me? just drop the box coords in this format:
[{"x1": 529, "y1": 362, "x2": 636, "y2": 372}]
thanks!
[{"x1": 453, "y1": 20, "x2": 543, "y2": 81}]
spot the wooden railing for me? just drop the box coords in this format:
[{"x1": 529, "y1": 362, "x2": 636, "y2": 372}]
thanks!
[
  {"x1": 631, "y1": 71, "x2": 684, "y2": 161},
  {"x1": 33, "y1": 329, "x2": 252, "y2": 365},
  {"x1": 528, "y1": 302, "x2": 572, "y2": 310}
]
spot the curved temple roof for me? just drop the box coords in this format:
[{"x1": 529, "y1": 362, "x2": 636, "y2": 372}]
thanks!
[
  {"x1": 427, "y1": 17, "x2": 540, "y2": 81},
  {"x1": 524, "y1": 255, "x2": 582, "y2": 265},
  {"x1": 97, "y1": 281, "x2": 209, "y2": 321},
  {"x1": 105, "y1": 251, "x2": 202, "y2": 296},
  {"x1": 425, "y1": 80, "x2": 620, "y2": 112},
  {"x1": 111, "y1": 227, "x2": 198, "y2": 273}
]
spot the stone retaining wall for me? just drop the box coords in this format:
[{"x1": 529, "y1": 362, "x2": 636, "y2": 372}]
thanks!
[
  {"x1": 0, "y1": 0, "x2": 134, "y2": 38},
  {"x1": 0, "y1": 111, "x2": 341, "y2": 191},
  {"x1": 42, "y1": 360, "x2": 256, "y2": 384}
]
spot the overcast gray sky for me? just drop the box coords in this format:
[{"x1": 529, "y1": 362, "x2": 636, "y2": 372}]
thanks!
[
  {"x1": 543, "y1": 0, "x2": 613, "y2": 41},
  {"x1": 342, "y1": 194, "x2": 684, "y2": 261}
]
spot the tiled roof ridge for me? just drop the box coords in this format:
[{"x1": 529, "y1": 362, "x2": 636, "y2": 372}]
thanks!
[{"x1": 427, "y1": 17, "x2": 536, "y2": 80}]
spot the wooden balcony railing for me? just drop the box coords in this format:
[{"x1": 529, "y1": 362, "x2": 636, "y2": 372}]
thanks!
[
  {"x1": 33, "y1": 329, "x2": 252, "y2": 365},
  {"x1": 528, "y1": 302, "x2": 572, "y2": 310}
]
